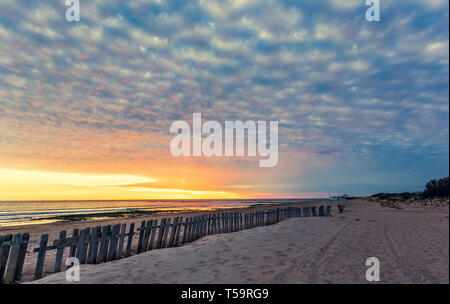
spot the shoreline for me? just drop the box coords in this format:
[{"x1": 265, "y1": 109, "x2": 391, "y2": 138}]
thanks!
[
  {"x1": 0, "y1": 199, "x2": 328, "y2": 230},
  {"x1": 0, "y1": 200, "x2": 329, "y2": 234}
]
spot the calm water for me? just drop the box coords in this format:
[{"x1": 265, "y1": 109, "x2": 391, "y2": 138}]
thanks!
[{"x1": 0, "y1": 199, "x2": 317, "y2": 227}]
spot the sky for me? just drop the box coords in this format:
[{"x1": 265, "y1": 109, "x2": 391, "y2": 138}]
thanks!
[{"x1": 0, "y1": 0, "x2": 448, "y2": 200}]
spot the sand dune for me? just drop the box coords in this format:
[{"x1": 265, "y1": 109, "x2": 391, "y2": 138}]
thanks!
[{"x1": 28, "y1": 200, "x2": 448, "y2": 284}]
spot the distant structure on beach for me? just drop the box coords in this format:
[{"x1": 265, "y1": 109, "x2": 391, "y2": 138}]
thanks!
[{"x1": 329, "y1": 194, "x2": 349, "y2": 200}]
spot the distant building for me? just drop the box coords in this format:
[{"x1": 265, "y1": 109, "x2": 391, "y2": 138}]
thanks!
[{"x1": 329, "y1": 194, "x2": 349, "y2": 200}]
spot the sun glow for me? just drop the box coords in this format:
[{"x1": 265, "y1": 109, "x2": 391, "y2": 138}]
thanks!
[{"x1": 0, "y1": 168, "x2": 243, "y2": 201}]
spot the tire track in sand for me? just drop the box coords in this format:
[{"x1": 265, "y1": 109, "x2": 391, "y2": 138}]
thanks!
[
  {"x1": 383, "y1": 223, "x2": 429, "y2": 284},
  {"x1": 308, "y1": 219, "x2": 353, "y2": 283}
]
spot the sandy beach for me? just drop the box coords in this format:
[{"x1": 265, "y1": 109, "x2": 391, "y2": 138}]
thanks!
[
  {"x1": 1, "y1": 200, "x2": 328, "y2": 283},
  {"x1": 26, "y1": 200, "x2": 448, "y2": 284}
]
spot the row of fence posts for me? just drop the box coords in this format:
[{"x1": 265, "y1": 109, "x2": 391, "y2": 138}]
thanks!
[{"x1": 0, "y1": 205, "x2": 332, "y2": 283}]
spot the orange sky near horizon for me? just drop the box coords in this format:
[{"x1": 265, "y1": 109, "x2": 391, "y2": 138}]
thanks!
[{"x1": 0, "y1": 165, "x2": 326, "y2": 201}]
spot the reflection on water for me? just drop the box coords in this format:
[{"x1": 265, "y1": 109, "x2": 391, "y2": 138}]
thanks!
[{"x1": 0, "y1": 199, "x2": 311, "y2": 227}]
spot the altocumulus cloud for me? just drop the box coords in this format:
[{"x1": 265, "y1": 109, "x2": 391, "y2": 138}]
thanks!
[{"x1": 0, "y1": 0, "x2": 448, "y2": 195}]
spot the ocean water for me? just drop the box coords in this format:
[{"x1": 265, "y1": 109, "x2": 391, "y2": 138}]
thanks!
[{"x1": 0, "y1": 199, "x2": 317, "y2": 227}]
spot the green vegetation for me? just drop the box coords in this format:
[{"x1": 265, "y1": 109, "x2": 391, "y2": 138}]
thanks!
[
  {"x1": 370, "y1": 191, "x2": 422, "y2": 202},
  {"x1": 371, "y1": 177, "x2": 449, "y2": 200},
  {"x1": 422, "y1": 177, "x2": 449, "y2": 198},
  {"x1": 369, "y1": 177, "x2": 449, "y2": 208}
]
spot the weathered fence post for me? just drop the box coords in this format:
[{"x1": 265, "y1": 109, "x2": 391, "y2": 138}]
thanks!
[
  {"x1": 168, "y1": 217, "x2": 178, "y2": 248},
  {"x1": 117, "y1": 223, "x2": 127, "y2": 259},
  {"x1": 326, "y1": 205, "x2": 331, "y2": 216},
  {"x1": 69, "y1": 228, "x2": 79, "y2": 257},
  {"x1": 0, "y1": 234, "x2": 12, "y2": 283},
  {"x1": 156, "y1": 218, "x2": 167, "y2": 249},
  {"x1": 137, "y1": 221, "x2": 146, "y2": 253},
  {"x1": 142, "y1": 220, "x2": 153, "y2": 252},
  {"x1": 125, "y1": 223, "x2": 135, "y2": 257},
  {"x1": 162, "y1": 218, "x2": 172, "y2": 248},
  {"x1": 87, "y1": 226, "x2": 101, "y2": 264},
  {"x1": 319, "y1": 205, "x2": 325, "y2": 216},
  {"x1": 174, "y1": 217, "x2": 183, "y2": 247},
  {"x1": 3, "y1": 233, "x2": 29, "y2": 283},
  {"x1": 302, "y1": 206, "x2": 311, "y2": 217},
  {"x1": 98, "y1": 225, "x2": 111, "y2": 263},
  {"x1": 182, "y1": 217, "x2": 189, "y2": 244},
  {"x1": 148, "y1": 219, "x2": 158, "y2": 250},
  {"x1": 77, "y1": 227, "x2": 90, "y2": 264},
  {"x1": 107, "y1": 224, "x2": 120, "y2": 261},
  {"x1": 34, "y1": 234, "x2": 49, "y2": 280},
  {"x1": 187, "y1": 217, "x2": 194, "y2": 243}
]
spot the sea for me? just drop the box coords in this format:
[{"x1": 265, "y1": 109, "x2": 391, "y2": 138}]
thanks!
[{"x1": 0, "y1": 199, "x2": 321, "y2": 227}]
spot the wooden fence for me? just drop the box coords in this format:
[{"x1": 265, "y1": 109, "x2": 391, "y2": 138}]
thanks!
[{"x1": 0, "y1": 205, "x2": 332, "y2": 284}]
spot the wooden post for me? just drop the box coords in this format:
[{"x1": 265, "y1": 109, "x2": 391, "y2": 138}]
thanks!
[
  {"x1": 207, "y1": 214, "x2": 211, "y2": 235},
  {"x1": 311, "y1": 206, "x2": 317, "y2": 216},
  {"x1": 125, "y1": 223, "x2": 135, "y2": 256},
  {"x1": 319, "y1": 205, "x2": 325, "y2": 216},
  {"x1": 77, "y1": 227, "x2": 90, "y2": 264},
  {"x1": 197, "y1": 216, "x2": 202, "y2": 238},
  {"x1": 202, "y1": 215, "x2": 207, "y2": 237},
  {"x1": 69, "y1": 228, "x2": 79, "y2": 257},
  {"x1": 192, "y1": 216, "x2": 198, "y2": 241},
  {"x1": 202, "y1": 215, "x2": 207, "y2": 236},
  {"x1": 217, "y1": 214, "x2": 221, "y2": 233},
  {"x1": 137, "y1": 220, "x2": 146, "y2": 253},
  {"x1": 168, "y1": 217, "x2": 178, "y2": 248},
  {"x1": 193, "y1": 217, "x2": 199, "y2": 240},
  {"x1": 162, "y1": 218, "x2": 172, "y2": 248},
  {"x1": 326, "y1": 205, "x2": 331, "y2": 216},
  {"x1": 98, "y1": 225, "x2": 111, "y2": 264},
  {"x1": 0, "y1": 234, "x2": 13, "y2": 283},
  {"x1": 229, "y1": 213, "x2": 233, "y2": 232},
  {"x1": 11, "y1": 233, "x2": 29, "y2": 282},
  {"x1": 148, "y1": 219, "x2": 158, "y2": 250},
  {"x1": 117, "y1": 223, "x2": 127, "y2": 259},
  {"x1": 54, "y1": 230, "x2": 67, "y2": 271},
  {"x1": 142, "y1": 220, "x2": 153, "y2": 252},
  {"x1": 222, "y1": 214, "x2": 226, "y2": 233},
  {"x1": 196, "y1": 216, "x2": 201, "y2": 239},
  {"x1": 156, "y1": 218, "x2": 167, "y2": 249},
  {"x1": 210, "y1": 214, "x2": 215, "y2": 234},
  {"x1": 186, "y1": 217, "x2": 193, "y2": 243},
  {"x1": 34, "y1": 234, "x2": 49, "y2": 280},
  {"x1": 174, "y1": 217, "x2": 183, "y2": 247},
  {"x1": 108, "y1": 224, "x2": 121, "y2": 261},
  {"x1": 87, "y1": 226, "x2": 101, "y2": 264},
  {"x1": 182, "y1": 217, "x2": 189, "y2": 244},
  {"x1": 302, "y1": 206, "x2": 311, "y2": 217},
  {"x1": 4, "y1": 234, "x2": 24, "y2": 283}
]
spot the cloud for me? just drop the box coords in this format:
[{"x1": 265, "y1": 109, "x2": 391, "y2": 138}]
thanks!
[{"x1": 0, "y1": 0, "x2": 448, "y2": 196}]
